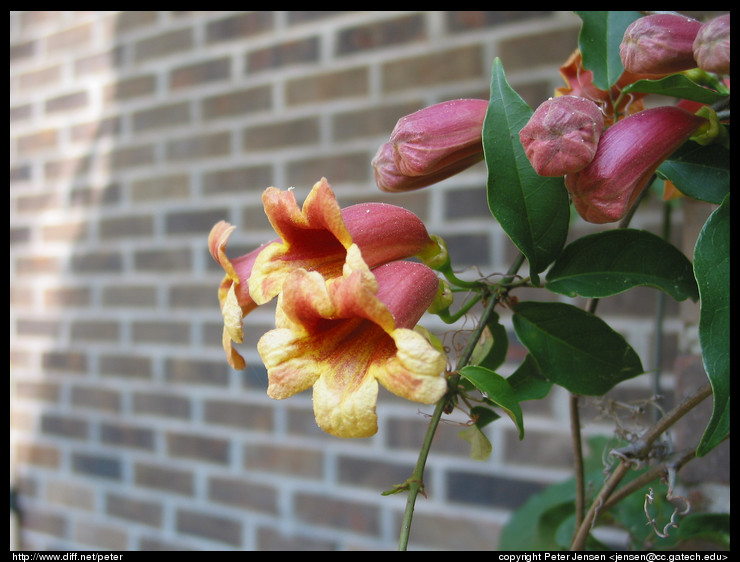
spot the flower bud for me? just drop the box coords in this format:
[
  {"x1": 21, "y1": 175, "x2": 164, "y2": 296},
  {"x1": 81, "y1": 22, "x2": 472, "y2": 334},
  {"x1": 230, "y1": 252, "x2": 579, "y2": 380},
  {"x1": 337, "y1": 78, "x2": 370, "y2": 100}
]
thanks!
[
  {"x1": 565, "y1": 106, "x2": 707, "y2": 224},
  {"x1": 620, "y1": 14, "x2": 702, "y2": 75},
  {"x1": 519, "y1": 96, "x2": 604, "y2": 176},
  {"x1": 373, "y1": 99, "x2": 487, "y2": 192},
  {"x1": 693, "y1": 14, "x2": 730, "y2": 75},
  {"x1": 555, "y1": 50, "x2": 648, "y2": 125}
]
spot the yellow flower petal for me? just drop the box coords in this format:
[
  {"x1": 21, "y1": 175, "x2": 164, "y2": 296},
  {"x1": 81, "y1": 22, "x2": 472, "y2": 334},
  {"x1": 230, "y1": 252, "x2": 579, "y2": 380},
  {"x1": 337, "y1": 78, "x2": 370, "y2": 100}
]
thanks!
[{"x1": 257, "y1": 255, "x2": 447, "y2": 438}]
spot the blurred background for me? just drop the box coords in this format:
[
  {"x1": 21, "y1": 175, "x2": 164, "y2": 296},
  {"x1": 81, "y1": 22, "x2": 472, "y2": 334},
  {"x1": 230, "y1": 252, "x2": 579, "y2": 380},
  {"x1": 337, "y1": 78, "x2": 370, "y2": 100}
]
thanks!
[{"x1": 10, "y1": 11, "x2": 728, "y2": 551}]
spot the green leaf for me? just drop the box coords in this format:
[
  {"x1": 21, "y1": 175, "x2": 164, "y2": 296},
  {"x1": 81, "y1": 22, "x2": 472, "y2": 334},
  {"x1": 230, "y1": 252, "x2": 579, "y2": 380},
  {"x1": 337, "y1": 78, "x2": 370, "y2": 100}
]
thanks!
[
  {"x1": 499, "y1": 435, "x2": 612, "y2": 550},
  {"x1": 507, "y1": 354, "x2": 553, "y2": 402},
  {"x1": 693, "y1": 194, "x2": 730, "y2": 456},
  {"x1": 483, "y1": 58, "x2": 570, "y2": 284},
  {"x1": 575, "y1": 11, "x2": 641, "y2": 90},
  {"x1": 469, "y1": 310, "x2": 509, "y2": 372},
  {"x1": 512, "y1": 301, "x2": 644, "y2": 396},
  {"x1": 458, "y1": 424, "x2": 493, "y2": 461},
  {"x1": 622, "y1": 74, "x2": 730, "y2": 105},
  {"x1": 658, "y1": 142, "x2": 730, "y2": 205},
  {"x1": 458, "y1": 365, "x2": 524, "y2": 439},
  {"x1": 546, "y1": 229, "x2": 699, "y2": 302},
  {"x1": 677, "y1": 513, "x2": 730, "y2": 549}
]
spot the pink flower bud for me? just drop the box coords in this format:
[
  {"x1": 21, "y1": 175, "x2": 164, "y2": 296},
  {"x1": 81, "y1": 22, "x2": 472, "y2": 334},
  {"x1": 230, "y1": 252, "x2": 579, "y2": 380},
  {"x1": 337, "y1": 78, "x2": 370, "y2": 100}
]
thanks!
[
  {"x1": 519, "y1": 96, "x2": 605, "y2": 177},
  {"x1": 565, "y1": 106, "x2": 707, "y2": 224},
  {"x1": 373, "y1": 99, "x2": 487, "y2": 192},
  {"x1": 693, "y1": 14, "x2": 730, "y2": 75},
  {"x1": 620, "y1": 14, "x2": 702, "y2": 75}
]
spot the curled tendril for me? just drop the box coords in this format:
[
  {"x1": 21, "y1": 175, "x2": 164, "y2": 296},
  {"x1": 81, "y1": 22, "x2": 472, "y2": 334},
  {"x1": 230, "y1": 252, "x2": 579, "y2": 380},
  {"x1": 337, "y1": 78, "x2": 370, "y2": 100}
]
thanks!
[{"x1": 643, "y1": 465, "x2": 691, "y2": 539}]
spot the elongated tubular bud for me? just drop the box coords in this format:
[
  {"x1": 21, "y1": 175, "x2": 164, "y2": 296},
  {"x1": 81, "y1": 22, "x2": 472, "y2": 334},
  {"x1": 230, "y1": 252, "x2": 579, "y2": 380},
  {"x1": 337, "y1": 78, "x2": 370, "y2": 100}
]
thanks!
[
  {"x1": 373, "y1": 99, "x2": 487, "y2": 192},
  {"x1": 621, "y1": 14, "x2": 702, "y2": 75},
  {"x1": 565, "y1": 107, "x2": 707, "y2": 224}
]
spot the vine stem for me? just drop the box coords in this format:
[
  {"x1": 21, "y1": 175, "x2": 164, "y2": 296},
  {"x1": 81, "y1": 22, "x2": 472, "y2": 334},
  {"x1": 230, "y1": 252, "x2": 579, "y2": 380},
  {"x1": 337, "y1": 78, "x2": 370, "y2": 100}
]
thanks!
[
  {"x1": 398, "y1": 253, "x2": 525, "y2": 550},
  {"x1": 569, "y1": 381, "x2": 713, "y2": 550}
]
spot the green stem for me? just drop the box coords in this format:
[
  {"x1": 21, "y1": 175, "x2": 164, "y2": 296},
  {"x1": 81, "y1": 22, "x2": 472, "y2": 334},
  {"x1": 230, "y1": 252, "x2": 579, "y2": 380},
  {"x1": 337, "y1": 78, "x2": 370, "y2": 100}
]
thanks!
[
  {"x1": 435, "y1": 292, "x2": 482, "y2": 324},
  {"x1": 398, "y1": 253, "x2": 525, "y2": 550}
]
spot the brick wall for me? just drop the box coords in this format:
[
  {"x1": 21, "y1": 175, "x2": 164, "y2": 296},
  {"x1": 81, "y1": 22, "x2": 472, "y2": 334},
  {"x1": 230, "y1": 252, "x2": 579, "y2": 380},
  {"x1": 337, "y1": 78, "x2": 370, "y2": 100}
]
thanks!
[{"x1": 10, "y1": 11, "x2": 724, "y2": 551}]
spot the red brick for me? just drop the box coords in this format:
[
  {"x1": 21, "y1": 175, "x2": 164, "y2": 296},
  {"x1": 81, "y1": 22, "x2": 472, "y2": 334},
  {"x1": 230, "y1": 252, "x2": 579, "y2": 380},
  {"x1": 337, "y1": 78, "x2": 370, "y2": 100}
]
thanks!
[
  {"x1": 243, "y1": 444, "x2": 323, "y2": 478},
  {"x1": 285, "y1": 67, "x2": 368, "y2": 105},
  {"x1": 41, "y1": 414, "x2": 88, "y2": 439},
  {"x1": 19, "y1": 506, "x2": 67, "y2": 539},
  {"x1": 74, "y1": 520, "x2": 127, "y2": 550},
  {"x1": 16, "y1": 318, "x2": 62, "y2": 339},
  {"x1": 18, "y1": 64, "x2": 62, "y2": 91},
  {"x1": 41, "y1": 350, "x2": 88, "y2": 374},
  {"x1": 246, "y1": 36, "x2": 319, "y2": 73},
  {"x1": 202, "y1": 86, "x2": 272, "y2": 120},
  {"x1": 498, "y1": 27, "x2": 580, "y2": 70},
  {"x1": 201, "y1": 165, "x2": 272, "y2": 195},
  {"x1": 132, "y1": 321, "x2": 189, "y2": 345},
  {"x1": 285, "y1": 150, "x2": 371, "y2": 186},
  {"x1": 203, "y1": 399, "x2": 273, "y2": 431},
  {"x1": 294, "y1": 493, "x2": 380, "y2": 536},
  {"x1": 74, "y1": 47, "x2": 125, "y2": 76},
  {"x1": 208, "y1": 476, "x2": 278, "y2": 514},
  {"x1": 132, "y1": 101, "x2": 190, "y2": 132},
  {"x1": 165, "y1": 358, "x2": 229, "y2": 386},
  {"x1": 134, "y1": 248, "x2": 192, "y2": 272},
  {"x1": 46, "y1": 22, "x2": 92, "y2": 53},
  {"x1": 70, "y1": 117, "x2": 122, "y2": 143},
  {"x1": 130, "y1": 173, "x2": 190, "y2": 202},
  {"x1": 72, "y1": 453, "x2": 122, "y2": 480},
  {"x1": 104, "y1": 74, "x2": 156, "y2": 102},
  {"x1": 135, "y1": 462, "x2": 194, "y2": 496},
  {"x1": 133, "y1": 28, "x2": 193, "y2": 62},
  {"x1": 99, "y1": 353, "x2": 151, "y2": 379},
  {"x1": 243, "y1": 117, "x2": 320, "y2": 151},
  {"x1": 45, "y1": 90, "x2": 88, "y2": 114},
  {"x1": 445, "y1": 10, "x2": 554, "y2": 32},
  {"x1": 41, "y1": 220, "x2": 87, "y2": 243},
  {"x1": 176, "y1": 509, "x2": 242, "y2": 546},
  {"x1": 336, "y1": 13, "x2": 425, "y2": 55},
  {"x1": 205, "y1": 12, "x2": 274, "y2": 43},
  {"x1": 100, "y1": 422, "x2": 156, "y2": 450},
  {"x1": 169, "y1": 57, "x2": 230, "y2": 90},
  {"x1": 70, "y1": 385, "x2": 121, "y2": 412},
  {"x1": 13, "y1": 380, "x2": 60, "y2": 403},
  {"x1": 132, "y1": 391, "x2": 191, "y2": 419},
  {"x1": 106, "y1": 492, "x2": 163, "y2": 528},
  {"x1": 165, "y1": 131, "x2": 230, "y2": 161},
  {"x1": 381, "y1": 45, "x2": 484, "y2": 92},
  {"x1": 16, "y1": 129, "x2": 58, "y2": 153},
  {"x1": 14, "y1": 442, "x2": 60, "y2": 468},
  {"x1": 166, "y1": 431, "x2": 230, "y2": 464},
  {"x1": 99, "y1": 215, "x2": 154, "y2": 239},
  {"x1": 46, "y1": 480, "x2": 95, "y2": 510},
  {"x1": 101, "y1": 285, "x2": 157, "y2": 308}
]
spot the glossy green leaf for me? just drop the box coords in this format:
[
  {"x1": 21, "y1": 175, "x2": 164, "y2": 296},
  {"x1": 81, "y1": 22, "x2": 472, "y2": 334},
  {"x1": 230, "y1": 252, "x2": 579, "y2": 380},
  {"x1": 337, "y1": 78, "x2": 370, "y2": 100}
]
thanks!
[
  {"x1": 507, "y1": 354, "x2": 553, "y2": 402},
  {"x1": 546, "y1": 229, "x2": 699, "y2": 302},
  {"x1": 458, "y1": 365, "x2": 524, "y2": 439},
  {"x1": 575, "y1": 11, "x2": 641, "y2": 90},
  {"x1": 469, "y1": 310, "x2": 509, "y2": 372},
  {"x1": 512, "y1": 301, "x2": 644, "y2": 395},
  {"x1": 658, "y1": 142, "x2": 730, "y2": 205},
  {"x1": 622, "y1": 74, "x2": 729, "y2": 105},
  {"x1": 483, "y1": 58, "x2": 570, "y2": 284},
  {"x1": 693, "y1": 194, "x2": 730, "y2": 456}
]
